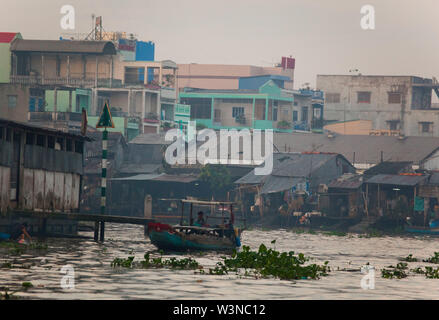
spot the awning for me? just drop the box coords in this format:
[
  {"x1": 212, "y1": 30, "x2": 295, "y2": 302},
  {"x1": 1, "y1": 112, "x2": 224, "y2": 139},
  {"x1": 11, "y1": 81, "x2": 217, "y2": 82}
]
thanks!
[{"x1": 366, "y1": 174, "x2": 427, "y2": 186}]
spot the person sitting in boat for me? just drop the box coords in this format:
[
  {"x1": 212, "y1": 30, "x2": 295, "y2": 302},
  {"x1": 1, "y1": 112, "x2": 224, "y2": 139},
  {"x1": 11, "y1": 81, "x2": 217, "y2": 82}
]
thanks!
[
  {"x1": 193, "y1": 211, "x2": 207, "y2": 227},
  {"x1": 10, "y1": 222, "x2": 32, "y2": 243}
]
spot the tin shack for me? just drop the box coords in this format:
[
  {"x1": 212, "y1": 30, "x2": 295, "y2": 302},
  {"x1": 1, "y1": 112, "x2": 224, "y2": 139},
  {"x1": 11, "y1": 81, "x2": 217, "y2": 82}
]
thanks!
[{"x1": 0, "y1": 118, "x2": 90, "y2": 234}]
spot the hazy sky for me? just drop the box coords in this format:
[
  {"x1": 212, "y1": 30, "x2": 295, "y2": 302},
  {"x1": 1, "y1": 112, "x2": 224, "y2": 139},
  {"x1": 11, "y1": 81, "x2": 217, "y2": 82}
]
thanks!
[{"x1": 2, "y1": 0, "x2": 439, "y2": 87}]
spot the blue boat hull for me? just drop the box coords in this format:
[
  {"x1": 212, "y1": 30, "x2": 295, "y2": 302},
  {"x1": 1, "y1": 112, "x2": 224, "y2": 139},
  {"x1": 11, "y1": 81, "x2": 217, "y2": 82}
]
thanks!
[
  {"x1": 405, "y1": 225, "x2": 439, "y2": 235},
  {"x1": 148, "y1": 230, "x2": 237, "y2": 252}
]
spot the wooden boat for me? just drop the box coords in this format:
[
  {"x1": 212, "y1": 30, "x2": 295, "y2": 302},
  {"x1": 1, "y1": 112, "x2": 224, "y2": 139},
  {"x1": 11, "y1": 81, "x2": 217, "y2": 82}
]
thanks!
[
  {"x1": 404, "y1": 225, "x2": 439, "y2": 235},
  {"x1": 146, "y1": 199, "x2": 244, "y2": 252},
  {"x1": 147, "y1": 223, "x2": 240, "y2": 251}
]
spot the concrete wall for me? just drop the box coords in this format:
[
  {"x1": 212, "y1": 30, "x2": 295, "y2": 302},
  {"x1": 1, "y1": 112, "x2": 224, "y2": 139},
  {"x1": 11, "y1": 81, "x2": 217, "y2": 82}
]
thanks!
[
  {"x1": 316, "y1": 75, "x2": 439, "y2": 136},
  {"x1": 0, "y1": 83, "x2": 29, "y2": 122},
  {"x1": 213, "y1": 98, "x2": 253, "y2": 127},
  {"x1": 0, "y1": 43, "x2": 11, "y2": 83},
  {"x1": 324, "y1": 120, "x2": 372, "y2": 135},
  {"x1": 177, "y1": 63, "x2": 295, "y2": 90},
  {"x1": 28, "y1": 54, "x2": 113, "y2": 79},
  {"x1": 317, "y1": 75, "x2": 439, "y2": 137}
]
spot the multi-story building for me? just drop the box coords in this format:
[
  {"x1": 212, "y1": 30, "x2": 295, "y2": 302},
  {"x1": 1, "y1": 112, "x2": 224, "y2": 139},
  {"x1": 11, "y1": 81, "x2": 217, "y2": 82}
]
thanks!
[
  {"x1": 316, "y1": 74, "x2": 439, "y2": 137},
  {"x1": 238, "y1": 75, "x2": 324, "y2": 132},
  {"x1": 179, "y1": 80, "x2": 294, "y2": 131},
  {"x1": 0, "y1": 32, "x2": 181, "y2": 140},
  {"x1": 177, "y1": 57, "x2": 295, "y2": 91}
]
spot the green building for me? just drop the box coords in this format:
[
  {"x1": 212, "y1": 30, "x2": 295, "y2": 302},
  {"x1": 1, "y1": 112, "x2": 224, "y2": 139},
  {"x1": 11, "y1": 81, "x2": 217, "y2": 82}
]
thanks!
[{"x1": 179, "y1": 80, "x2": 295, "y2": 132}]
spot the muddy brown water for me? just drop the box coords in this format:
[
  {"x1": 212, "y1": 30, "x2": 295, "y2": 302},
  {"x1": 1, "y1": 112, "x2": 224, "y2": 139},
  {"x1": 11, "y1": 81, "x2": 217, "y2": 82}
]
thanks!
[{"x1": 1, "y1": 224, "x2": 439, "y2": 299}]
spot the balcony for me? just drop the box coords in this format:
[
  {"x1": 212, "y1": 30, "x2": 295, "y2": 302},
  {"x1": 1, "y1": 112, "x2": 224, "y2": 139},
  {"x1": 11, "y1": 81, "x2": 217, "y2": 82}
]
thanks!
[
  {"x1": 10, "y1": 75, "x2": 122, "y2": 88},
  {"x1": 28, "y1": 111, "x2": 83, "y2": 122}
]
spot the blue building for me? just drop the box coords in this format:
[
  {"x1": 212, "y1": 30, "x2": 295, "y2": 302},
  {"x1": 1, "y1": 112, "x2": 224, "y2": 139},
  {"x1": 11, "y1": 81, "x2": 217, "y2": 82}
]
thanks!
[{"x1": 239, "y1": 75, "x2": 290, "y2": 90}]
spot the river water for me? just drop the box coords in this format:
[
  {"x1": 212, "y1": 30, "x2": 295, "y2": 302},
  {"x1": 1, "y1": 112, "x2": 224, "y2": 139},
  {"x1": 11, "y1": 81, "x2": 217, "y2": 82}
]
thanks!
[{"x1": 1, "y1": 224, "x2": 439, "y2": 299}]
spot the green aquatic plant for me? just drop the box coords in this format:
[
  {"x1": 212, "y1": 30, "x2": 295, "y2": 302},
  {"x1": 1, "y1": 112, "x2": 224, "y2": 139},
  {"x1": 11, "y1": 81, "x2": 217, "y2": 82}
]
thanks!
[
  {"x1": 111, "y1": 256, "x2": 135, "y2": 268},
  {"x1": 111, "y1": 253, "x2": 200, "y2": 270},
  {"x1": 410, "y1": 266, "x2": 439, "y2": 279},
  {"x1": 21, "y1": 282, "x2": 33, "y2": 290},
  {"x1": 381, "y1": 263, "x2": 408, "y2": 279},
  {"x1": 423, "y1": 252, "x2": 439, "y2": 264},
  {"x1": 209, "y1": 244, "x2": 330, "y2": 281},
  {"x1": 402, "y1": 254, "x2": 418, "y2": 262},
  {"x1": 322, "y1": 231, "x2": 347, "y2": 237}
]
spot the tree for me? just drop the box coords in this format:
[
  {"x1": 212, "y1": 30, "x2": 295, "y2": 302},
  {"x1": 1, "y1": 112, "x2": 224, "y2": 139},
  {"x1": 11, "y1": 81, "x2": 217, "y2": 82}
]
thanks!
[{"x1": 199, "y1": 164, "x2": 232, "y2": 200}]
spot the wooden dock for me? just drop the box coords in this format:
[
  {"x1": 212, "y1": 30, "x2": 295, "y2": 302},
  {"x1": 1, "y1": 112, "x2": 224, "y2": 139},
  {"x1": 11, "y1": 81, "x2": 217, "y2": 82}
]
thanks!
[{"x1": 7, "y1": 210, "x2": 155, "y2": 242}]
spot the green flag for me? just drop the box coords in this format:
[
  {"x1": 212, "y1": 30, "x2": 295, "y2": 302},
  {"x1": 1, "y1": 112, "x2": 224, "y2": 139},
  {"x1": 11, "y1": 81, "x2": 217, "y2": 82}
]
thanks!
[{"x1": 96, "y1": 101, "x2": 114, "y2": 128}]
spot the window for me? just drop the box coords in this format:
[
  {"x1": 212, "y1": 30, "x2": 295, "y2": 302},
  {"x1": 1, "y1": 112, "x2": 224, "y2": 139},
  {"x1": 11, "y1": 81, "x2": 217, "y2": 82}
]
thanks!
[
  {"x1": 214, "y1": 109, "x2": 221, "y2": 122},
  {"x1": 313, "y1": 108, "x2": 322, "y2": 119},
  {"x1": 301, "y1": 107, "x2": 308, "y2": 122},
  {"x1": 56, "y1": 137, "x2": 64, "y2": 151},
  {"x1": 26, "y1": 133, "x2": 35, "y2": 145},
  {"x1": 232, "y1": 107, "x2": 244, "y2": 118},
  {"x1": 0, "y1": 127, "x2": 3, "y2": 140},
  {"x1": 325, "y1": 93, "x2": 340, "y2": 103},
  {"x1": 36, "y1": 135, "x2": 45, "y2": 147},
  {"x1": 75, "y1": 140, "x2": 84, "y2": 154},
  {"x1": 47, "y1": 136, "x2": 55, "y2": 149},
  {"x1": 66, "y1": 139, "x2": 73, "y2": 152},
  {"x1": 419, "y1": 122, "x2": 433, "y2": 134},
  {"x1": 293, "y1": 111, "x2": 298, "y2": 122},
  {"x1": 8, "y1": 95, "x2": 17, "y2": 108},
  {"x1": 387, "y1": 120, "x2": 400, "y2": 131},
  {"x1": 282, "y1": 108, "x2": 289, "y2": 116},
  {"x1": 388, "y1": 92, "x2": 402, "y2": 104},
  {"x1": 357, "y1": 91, "x2": 371, "y2": 103},
  {"x1": 272, "y1": 107, "x2": 278, "y2": 121}
]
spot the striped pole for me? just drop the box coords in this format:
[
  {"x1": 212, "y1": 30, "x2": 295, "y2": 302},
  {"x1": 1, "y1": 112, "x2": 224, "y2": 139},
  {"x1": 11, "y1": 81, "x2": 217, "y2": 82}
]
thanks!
[{"x1": 101, "y1": 129, "x2": 108, "y2": 214}]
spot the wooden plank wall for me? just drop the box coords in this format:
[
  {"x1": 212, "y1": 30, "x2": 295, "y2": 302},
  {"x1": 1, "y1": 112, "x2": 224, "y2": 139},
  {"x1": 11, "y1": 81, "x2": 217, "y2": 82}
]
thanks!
[
  {"x1": 0, "y1": 166, "x2": 11, "y2": 213},
  {"x1": 22, "y1": 168, "x2": 80, "y2": 212}
]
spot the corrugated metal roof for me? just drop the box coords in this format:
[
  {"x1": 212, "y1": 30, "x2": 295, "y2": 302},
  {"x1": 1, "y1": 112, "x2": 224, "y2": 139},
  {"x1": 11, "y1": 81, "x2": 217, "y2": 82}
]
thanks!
[
  {"x1": 110, "y1": 173, "x2": 198, "y2": 183},
  {"x1": 129, "y1": 133, "x2": 172, "y2": 145},
  {"x1": 328, "y1": 174, "x2": 363, "y2": 189},
  {"x1": 363, "y1": 161, "x2": 412, "y2": 176},
  {"x1": 111, "y1": 173, "x2": 163, "y2": 181},
  {"x1": 118, "y1": 163, "x2": 162, "y2": 174},
  {"x1": 152, "y1": 174, "x2": 198, "y2": 183},
  {"x1": 10, "y1": 39, "x2": 117, "y2": 55},
  {"x1": 273, "y1": 132, "x2": 439, "y2": 165},
  {"x1": 0, "y1": 117, "x2": 91, "y2": 141},
  {"x1": 366, "y1": 174, "x2": 427, "y2": 186},
  {"x1": 0, "y1": 32, "x2": 18, "y2": 43},
  {"x1": 234, "y1": 153, "x2": 298, "y2": 184},
  {"x1": 260, "y1": 176, "x2": 304, "y2": 194},
  {"x1": 271, "y1": 153, "x2": 336, "y2": 177}
]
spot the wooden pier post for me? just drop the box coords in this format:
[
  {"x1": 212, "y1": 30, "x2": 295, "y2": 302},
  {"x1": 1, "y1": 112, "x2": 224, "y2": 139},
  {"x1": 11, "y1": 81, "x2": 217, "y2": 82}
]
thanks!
[
  {"x1": 99, "y1": 221, "x2": 105, "y2": 242},
  {"x1": 94, "y1": 221, "x2": 99, "y2": 241}
]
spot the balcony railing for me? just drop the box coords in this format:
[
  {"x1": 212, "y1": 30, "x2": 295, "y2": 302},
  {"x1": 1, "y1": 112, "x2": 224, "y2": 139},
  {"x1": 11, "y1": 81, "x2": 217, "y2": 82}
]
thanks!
[
  {"x1": 10, "y1": 75, "x2": 121, "y2": 88},
  {"x1": 28, "y1": 111, "x2": 83, "y2": 122}
]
